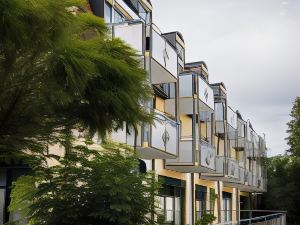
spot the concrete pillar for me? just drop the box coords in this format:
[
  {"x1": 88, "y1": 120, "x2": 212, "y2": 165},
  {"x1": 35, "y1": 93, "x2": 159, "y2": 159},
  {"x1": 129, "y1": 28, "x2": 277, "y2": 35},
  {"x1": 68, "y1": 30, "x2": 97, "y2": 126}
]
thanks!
[{"x1": 185, "y1": 173, "x2": 192, "y2": 225}]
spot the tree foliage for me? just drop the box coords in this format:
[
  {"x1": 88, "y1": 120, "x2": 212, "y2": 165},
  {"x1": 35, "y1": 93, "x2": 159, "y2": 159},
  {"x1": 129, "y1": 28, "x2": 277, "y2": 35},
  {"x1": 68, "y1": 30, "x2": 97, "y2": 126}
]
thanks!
[
  {"x1": 263, "y1": 97, "x2": 300, "y2": 225},
  {"x1": 263, "y1": 157, "x2": 300, "y2": 225},
  {"x1": 286, "y1": 97, "x2": 300, "y2": 157},
  {"x1": 0, "y1": 0, "x2": 152, "y2": 161},
  {"x1": 7, "y1": 142, "x2": 161, "y2": 225}
]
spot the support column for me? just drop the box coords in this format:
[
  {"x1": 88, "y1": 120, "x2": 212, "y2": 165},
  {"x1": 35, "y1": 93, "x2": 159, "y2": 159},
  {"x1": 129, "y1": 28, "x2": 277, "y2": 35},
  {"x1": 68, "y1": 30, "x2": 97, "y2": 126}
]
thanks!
[{"x1": 185, "y1": 173, "x2": 192, "y2": 225}]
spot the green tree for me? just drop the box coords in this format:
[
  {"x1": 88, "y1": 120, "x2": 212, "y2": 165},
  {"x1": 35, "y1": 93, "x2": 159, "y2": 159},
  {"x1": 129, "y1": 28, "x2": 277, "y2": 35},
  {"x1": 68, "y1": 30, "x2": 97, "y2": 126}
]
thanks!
[
  {"x1": 286, "y1": 97, "x2": 300, "y2": 157},
  {"x1": 263, "y1": 157, "x2": 300, "y2": 225},
  {"x1": 0, "y1": 0, "x2": 152, "y2": 161},
  {"x1": 8, "y1": 142, "x2": 161, "y2": 225}
]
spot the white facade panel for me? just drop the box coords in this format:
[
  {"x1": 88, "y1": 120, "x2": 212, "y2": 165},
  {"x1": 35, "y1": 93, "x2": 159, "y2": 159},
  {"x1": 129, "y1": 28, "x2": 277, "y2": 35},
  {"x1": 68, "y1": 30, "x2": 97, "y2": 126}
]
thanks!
[
  {"x1": 198, "y1": 77, "x2": 214, "y2": 110},
  {"x1": 179, "y1": 75, "x2": 193, "y2": 97},
  {"x1": 152, "y1": 29, "x2": 177, "y2": 78},
  {"x1": 114, "y1": 22, "x2": 143, "y2": 54},
  {"x1": 227, "y1": 106, "x2": 237, "y2": 129}
]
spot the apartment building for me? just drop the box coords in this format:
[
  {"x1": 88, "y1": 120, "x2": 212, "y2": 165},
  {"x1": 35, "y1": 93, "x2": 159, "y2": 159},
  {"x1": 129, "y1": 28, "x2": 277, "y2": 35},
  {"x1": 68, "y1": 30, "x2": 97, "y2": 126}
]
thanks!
[
  {"x1": 0, "y1": 0, "x2": 267, "y2": 224},
  {"x1": 88, "y1": 0, "x2": 268, "y2": 225}
]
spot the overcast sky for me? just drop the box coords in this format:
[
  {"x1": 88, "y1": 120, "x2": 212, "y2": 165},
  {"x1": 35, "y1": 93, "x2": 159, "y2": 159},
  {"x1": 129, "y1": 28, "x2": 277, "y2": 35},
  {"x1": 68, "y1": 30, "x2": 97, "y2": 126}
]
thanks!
[{"x1": 151, "y1": 0, "x2": 300, "y2": 156}]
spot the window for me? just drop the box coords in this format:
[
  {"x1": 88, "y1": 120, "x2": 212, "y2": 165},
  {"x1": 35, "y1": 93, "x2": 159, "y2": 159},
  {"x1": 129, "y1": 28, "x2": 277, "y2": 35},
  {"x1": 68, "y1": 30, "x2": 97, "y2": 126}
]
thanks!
[
  {"x1": 222, "y1": 192, "x2": 232, "y2": 222},
  {"x1": 159, "y1": 177, "x2": 184, "y2": 225},
  {"x1": 196, "y1": 185, "x2": 207, "y2": 220},
  {"x1": 104, "y1": 2, "x2": 112, "y2": 23},
  {"x1": 114, "y1": 9, "x2": 124, "y2": 23}
]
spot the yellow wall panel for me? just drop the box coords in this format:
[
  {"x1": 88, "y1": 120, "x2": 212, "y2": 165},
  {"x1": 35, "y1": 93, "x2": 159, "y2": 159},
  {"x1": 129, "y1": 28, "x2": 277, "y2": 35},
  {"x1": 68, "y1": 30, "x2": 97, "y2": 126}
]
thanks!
[
  {"x1": 180, "y1": 115, "x2": 193, "y2": 138},
  {"x1": 155, "y1": 96, "x2": 165, "y2": 112}
]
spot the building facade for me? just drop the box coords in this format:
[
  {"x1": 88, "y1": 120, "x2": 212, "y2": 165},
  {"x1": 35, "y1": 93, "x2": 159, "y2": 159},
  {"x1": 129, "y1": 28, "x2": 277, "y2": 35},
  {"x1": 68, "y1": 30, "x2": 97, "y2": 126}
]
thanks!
[
  {"x1": 0, "y1": 0, "x2": 267, "y2": 224},
  {"x1": 87, "y1": 0, "x2": 268, "y2": 225}
]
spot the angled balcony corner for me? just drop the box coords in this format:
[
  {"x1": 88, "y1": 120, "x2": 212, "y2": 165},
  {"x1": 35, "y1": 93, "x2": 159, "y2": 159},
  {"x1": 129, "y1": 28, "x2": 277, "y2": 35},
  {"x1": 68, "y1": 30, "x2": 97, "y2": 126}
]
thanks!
[
  {"x1": 111, "y1": 111, "x2": 178, "y2": 159},
  {"x1": 147, "y1": 24, "x2": 178, "y2": 84},
  {"x1": 165, "y1": 69, "x2": 216, "y2": 173}
]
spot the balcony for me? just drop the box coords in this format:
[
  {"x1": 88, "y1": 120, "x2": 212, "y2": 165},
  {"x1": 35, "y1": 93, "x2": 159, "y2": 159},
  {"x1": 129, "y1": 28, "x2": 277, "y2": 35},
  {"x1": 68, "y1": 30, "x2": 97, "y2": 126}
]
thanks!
[
  {"x1": 147, "y1": 24, "x2": 178, "y2": 84},
  {"x1": 215, "y1": 104, "x2": 237, "y2": 137},
  {"x1": 239, "y1": 167, "x2": 245, "y2": 184},
  {"x1": 246, "y1": 170, "x2": 253, "y2": 186},
  {"x1": 165, "y1": 139, "x2": 216, "y2": 173},
  {"x1": 111, "y1": 111, "x2": 178, "y2": 159},
  {"x1": 233, "y1": 119, "x2": 247, "y2": 149},
  {"x1": 111, "y1": 21, "x2": 145, "y2": 55},
  {"x1": 178, "y1": 73, "x2": 214, "y2": 115},
  {"x1": 227, "y1": 158, "x2": 239, "y2": 179}
]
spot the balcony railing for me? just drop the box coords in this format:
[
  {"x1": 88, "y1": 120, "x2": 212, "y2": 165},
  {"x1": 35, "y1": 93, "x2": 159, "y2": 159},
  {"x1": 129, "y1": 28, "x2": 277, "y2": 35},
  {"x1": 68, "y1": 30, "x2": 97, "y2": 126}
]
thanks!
[
  {"x1": 200, "y1": 140, "x2": 216, "y2": 171},
  {"x1": 111, "y1": 111, "x2": 178, "y2": 159},
  {"x1": 227, "y1": 158, "x2": 239, "y2": 179},
  {"x1": 179, "y1": 73, "x2": 214, "y2": 115},
  {"x1": 215, "y1": 104, "x2": 237, "y2": 136},
  {"x1": 137, "y1": 112, "x2": 178, "y2": 159},
  {"x1": 245, "y1": 170, "x2": 253, "y2": 186},
  {"x1": 239, "y1": 167, "x2": 245, "y2": 184},
  {"x1": 216, "y1": 155, "x2": 225, "y2": 174},
  {"x1": 148, "y1": 24, "x2": 178, "y2": 84},
  {"x1": 165, "y1": 138, "x2": 216, "y2": 173},
  {"x1": 215, "y1": 210, "x2": 287, "y2": 225},
  {"x1": 111, "y1": 21, "x2": 144, "y2": 55}
]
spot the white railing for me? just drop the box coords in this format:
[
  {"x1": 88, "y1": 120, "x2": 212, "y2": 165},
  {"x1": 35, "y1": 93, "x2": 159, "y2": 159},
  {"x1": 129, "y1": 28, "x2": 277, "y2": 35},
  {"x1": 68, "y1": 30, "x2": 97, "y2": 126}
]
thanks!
[
  {"x1": 151, "y1": 26, "x2": 178, "y2": 78},
  {"x1": 150, "y1": 112, "x2": 178, "y2": 156},
  {"x1": 216, "y1": 156, "x2": 225, "y2": 174},
  {"x1": 228, "y1": 158, "x2": 239, "y2": 179},
  {"x1": 239, "y1": 167, "x2": 245, "y2": 183},
  {"x1": 200, "y1": 141, "x2": 216, "y2": 170},
  {"x1": 112, "y1": 21, "x2": 144, "y2": 54}
]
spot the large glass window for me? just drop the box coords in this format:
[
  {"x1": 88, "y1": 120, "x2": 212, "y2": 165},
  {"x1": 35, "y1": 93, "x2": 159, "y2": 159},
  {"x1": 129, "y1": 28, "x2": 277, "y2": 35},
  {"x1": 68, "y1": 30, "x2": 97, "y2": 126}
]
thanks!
[{"x1": 104, "y1": 2, "x2": 112, "y2": 23}]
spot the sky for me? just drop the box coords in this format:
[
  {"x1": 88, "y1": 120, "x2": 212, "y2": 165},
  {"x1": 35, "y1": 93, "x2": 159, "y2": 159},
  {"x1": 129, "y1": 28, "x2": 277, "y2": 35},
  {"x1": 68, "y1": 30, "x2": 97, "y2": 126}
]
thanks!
[{"x1": 151, "y1": 0, "x2": 300, "y2": 156}]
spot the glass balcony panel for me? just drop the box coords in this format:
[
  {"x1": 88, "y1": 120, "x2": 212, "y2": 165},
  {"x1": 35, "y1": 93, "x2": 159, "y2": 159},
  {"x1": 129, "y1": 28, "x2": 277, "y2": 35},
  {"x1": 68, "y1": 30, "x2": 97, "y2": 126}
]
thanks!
[
  {"x1": 215, "y1": 103, "x2": 225, "y2": 134},
  {"x1": 136, "y1": 113, "x2": 178, "y2": 159},
  {"x1": 165, "y1": 122, "x2": 178, "y2": 155},
  {"x1": 198, "y1": 77, "x2": 214, "y2": 110},
  {"x1": 253, "y1": 175, "x2": 258, "y2": 187},
  {"x1": 237, "y1": 120, "x2": 246, "y2": 138},
  {"x1": 200, "y1": 141, "x2": 216, "y2": 170},
  {"x1": 164, "y1": 99, "x2": 176, "y2": 118},
  {"x1": 165, "y1": 139, "x2": 193, "y2": 164},
  {"x1": 150, "y1": 27, "x2": 178, "y2": 84},
  {"x1": 248, "y1": 171, "x2": 253, "y2": 186},
  {"x1": 227, "y1": 106, "x2": 237, "y2": 129},
  {"x1": 113, "y1": 22, "x2": 144, "y2": 54},
  {"x1": 179, "y1": 74, "x2": 193, "y2": 97},
  {"x1": 151, "y1": 115, "x2": 166, "y2": 149},
  {"x1": 216, "y1": 156, "x2": 225, "y2": 174},
  {"x1": 239, "y1": 167, "x2": 245, "y2": 183},
  {"x1": 227, "y1": 158, "x2": 239, "y2": 179},
  {"x1": 111, "y1": 125, "x2": 127, "y2": 143}
]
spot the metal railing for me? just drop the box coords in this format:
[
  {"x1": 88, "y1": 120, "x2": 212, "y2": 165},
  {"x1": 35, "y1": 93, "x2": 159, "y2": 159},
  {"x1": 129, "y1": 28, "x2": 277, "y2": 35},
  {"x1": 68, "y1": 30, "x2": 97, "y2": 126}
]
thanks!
[
  {"x1": 239, "y1": 210, "x2": 287, "y2": 225},
  {"x1": 214, "y1": 210, "x2": 287, "y2": 225}
]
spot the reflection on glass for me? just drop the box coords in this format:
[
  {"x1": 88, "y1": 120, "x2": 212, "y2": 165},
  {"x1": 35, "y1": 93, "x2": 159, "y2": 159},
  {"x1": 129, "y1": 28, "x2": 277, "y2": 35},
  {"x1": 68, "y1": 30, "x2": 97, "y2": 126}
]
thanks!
[
  {"x1": 104, "y1": 2, "x2": 112, "y2": 23},
  {"x1": 114, "y1": 9, "x2": 124, "y2": 23}
]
